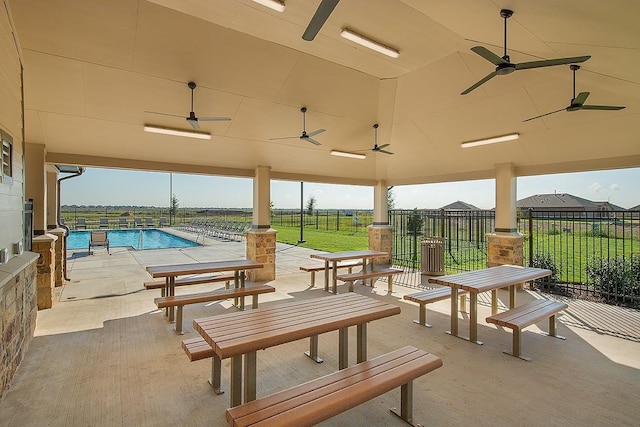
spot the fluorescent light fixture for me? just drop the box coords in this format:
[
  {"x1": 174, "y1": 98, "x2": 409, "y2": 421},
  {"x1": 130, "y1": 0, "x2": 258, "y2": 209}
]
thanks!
[
  {"x1": 330, "y1": 150, "x2": 366, "y2": 160},
  {"x1": 340, "y1": 29, "x2": 399, "y2": 58},
  {"x1": 144, "y1": 125, "x2": 211, "y2": 140},
  {"x1": 460, "y1": 133, "x2": 519, "y2": 148},
  {"x1": 251, "y1": 0, "x2": 285, "y2": 12}
]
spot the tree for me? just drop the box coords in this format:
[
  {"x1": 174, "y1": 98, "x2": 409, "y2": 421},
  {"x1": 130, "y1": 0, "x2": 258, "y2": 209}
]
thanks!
[
  {"x1": 306, "y1": 195, "x2": 316, "y2": 215},
  {"x1": 407, "y1": 208, "x2": 424, "y2": 235},
  {"x1": 169, "y1": 194, "x2": 179, "y2": 224},
  {"x1": 387, "y1": 187, "x2": 396, "y2": 209}
]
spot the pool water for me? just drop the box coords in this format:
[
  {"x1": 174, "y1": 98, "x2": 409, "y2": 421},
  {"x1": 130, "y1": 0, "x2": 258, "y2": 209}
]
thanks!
[{"x1": 67, "y1": 229, "x2": 199, "y2": 250}]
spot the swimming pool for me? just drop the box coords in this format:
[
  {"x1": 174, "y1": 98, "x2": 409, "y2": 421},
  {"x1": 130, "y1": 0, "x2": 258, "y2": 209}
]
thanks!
[{"x1": 67, "y1": 229, "x2": 199, "y2": 250}]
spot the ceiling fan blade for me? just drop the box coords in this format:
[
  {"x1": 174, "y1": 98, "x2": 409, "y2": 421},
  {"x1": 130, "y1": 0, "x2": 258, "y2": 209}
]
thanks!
[
  {"x1": 470, "y1": 46, "x2": 507, "y2": 65},
  {"x1": 522, "y1": 107, "x2": 567, "y2": 122},
  {"x1": 186, "y1": 118, "x2": 200, "y2": 129},
  {"x1": 515, "y1": 55, "x2": 591, "y2": 70},
  {"x1": 379, "y1": 149, "x2": 394, "y2": 155},
  {"x1": 198, "y1": 116, "x2": 232, "y2": 122},
  {"x1": 580, "y1": 105, "x2": 626, "y2": 111},
  {"x1": 302, "y1": 0, "x2": 339, "y2": 41},
  {"x1": 306, "y1": 128, "x2": 326, "y2": 137},
  {"x1": 305, "y1": 136, "x2": 322, "y2": 146},
  {"x1": 461, "y1": 71, "x2": 498, "y2": 95},
  {"x1": 145, "y1": 111, "x2": 185, "y2": 119},
  {"x1": 573, "y1": 92, "x2": 590, "y2": 106},
  {"x1": 269, "y1": 135, "x2": 299, "y2": 141},
  {"x1": 376, "y1": 143, "x2": 390, "y2": 150}
]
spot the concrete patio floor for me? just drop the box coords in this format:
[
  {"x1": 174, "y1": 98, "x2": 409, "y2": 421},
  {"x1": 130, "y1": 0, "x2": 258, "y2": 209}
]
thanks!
[{"x1": 1, "y1": 230, "x2": 639, "y2": 426}]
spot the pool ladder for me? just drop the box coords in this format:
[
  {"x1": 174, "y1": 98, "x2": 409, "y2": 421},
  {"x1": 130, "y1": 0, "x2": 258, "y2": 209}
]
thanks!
[{"x1": 138, "y1": 229, "x2": 144, "y2": 250}]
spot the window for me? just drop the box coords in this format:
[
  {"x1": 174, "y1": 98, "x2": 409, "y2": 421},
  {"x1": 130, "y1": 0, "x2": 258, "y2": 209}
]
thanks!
[{"x1": 1, "y1": 130, "x2": 12, "y2": 185}]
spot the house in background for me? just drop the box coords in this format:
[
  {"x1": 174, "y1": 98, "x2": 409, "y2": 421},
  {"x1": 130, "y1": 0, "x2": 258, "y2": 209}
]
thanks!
[
  {"x1": 517, "y1": 193, "x2": 625, "y2": 219},
  {"x1": 440, "y1": 201, "x2": 480, "y2": 210}
]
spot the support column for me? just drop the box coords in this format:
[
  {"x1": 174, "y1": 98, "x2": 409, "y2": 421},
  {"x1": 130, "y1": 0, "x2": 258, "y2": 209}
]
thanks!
[
  {"x1": 46, "y1": 169, "x2": 58, "y2": 229},
  {"x1": 369, "y1": 180, "x2": 392, "y2": 266},
  {"x1": 487, "y1": 163, "x2": 523, "y2": 267},
  {"x1": 47, "y1": 228, "x2": 66, "y2": 287},
  {"x1": 25, "y1": 144, "x2": 47, "y2": 235},
  {"x1": 32, "y1": 233, "x2": 57, "y2": 309},
  {"x1": 246, "y1": 166, "x2": 276, "y2": 281}
]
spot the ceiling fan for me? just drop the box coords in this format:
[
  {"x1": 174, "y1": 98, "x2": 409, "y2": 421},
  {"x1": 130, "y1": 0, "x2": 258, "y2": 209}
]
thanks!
[
  {"x1": 145, "y1": 81, "x2": 231, "y2": 129},
  {"x1": 302, "y1": 0, "x2": 340, "y2": 41},
  {"x1": 461, "y1": 9, "x2": 591, "y2": 95},
  {"x1": 356, "y1": 124, "x2": 393, "y2": 155},
  {"x1": 269, "y1": 107, "x2": 325, "y2": 145},
  {"x1": 523, "y1": 65, "x2": 626, "y2": 122}
]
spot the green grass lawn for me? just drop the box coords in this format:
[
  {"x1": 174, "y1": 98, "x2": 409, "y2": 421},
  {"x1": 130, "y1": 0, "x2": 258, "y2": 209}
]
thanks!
[{"x1": 273, "y1": 226, "x2": 368, "y2": 252}]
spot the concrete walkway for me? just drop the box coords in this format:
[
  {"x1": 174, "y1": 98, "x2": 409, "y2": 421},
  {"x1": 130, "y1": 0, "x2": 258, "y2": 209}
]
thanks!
[{"x1": 1, "y1": 230, "x2": 639, "y2": 426}]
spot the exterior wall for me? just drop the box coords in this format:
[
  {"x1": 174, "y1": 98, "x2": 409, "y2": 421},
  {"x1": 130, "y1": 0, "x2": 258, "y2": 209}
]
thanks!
[{"x1": 0, "y1": 253, "x2": 39, "y2": 399}]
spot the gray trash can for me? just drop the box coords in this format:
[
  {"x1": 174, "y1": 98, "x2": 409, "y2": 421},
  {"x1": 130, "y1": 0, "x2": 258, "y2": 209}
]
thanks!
[{"x1": 421, "y1": 237, "x2": 445, "y2": 276}]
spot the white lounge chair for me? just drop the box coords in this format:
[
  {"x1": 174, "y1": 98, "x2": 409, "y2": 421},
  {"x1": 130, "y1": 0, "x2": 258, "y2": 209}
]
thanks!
[
  {"x1": 99, "y1": 217, "x2": 109, "y2": 229},
  {"x1": 119, "y1": 217, "x2": 129, "y2": 228},
  {"x1": 133, "y1": 217, "x2": 143, "y2": 228},
  {"x1": 159, "y1": 217, "x2": 169, "y2": 227},
  {"x1": 145, "y1": 217, "x2": 154, "y2": 228},
  {"x1": 89, "y1": 230, "x2": 110, "y2": 254},
  {"x1": 76, "y1": 217, "x2": 87, "y2": 230}
]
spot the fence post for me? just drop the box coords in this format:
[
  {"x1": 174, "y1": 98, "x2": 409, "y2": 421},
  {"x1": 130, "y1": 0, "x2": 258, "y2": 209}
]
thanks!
[{"x1": 528, "y1": 209, "x2": 533, "y2": 267}]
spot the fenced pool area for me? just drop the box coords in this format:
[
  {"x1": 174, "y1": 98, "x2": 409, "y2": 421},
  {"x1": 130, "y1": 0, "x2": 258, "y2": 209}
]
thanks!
[{"x1": 67, "y1": 229, "x2": 199, "y2": 250}]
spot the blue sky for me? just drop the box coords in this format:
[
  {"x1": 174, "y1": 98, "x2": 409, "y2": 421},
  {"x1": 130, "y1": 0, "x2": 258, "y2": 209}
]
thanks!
[{"x1": 60, "y1": 167, "x2": 640, "y2": 210}]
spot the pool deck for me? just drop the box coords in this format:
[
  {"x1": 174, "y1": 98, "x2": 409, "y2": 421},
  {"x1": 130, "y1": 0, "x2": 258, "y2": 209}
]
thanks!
[{"x1": 1, "y1": 229, "x2": 639, "y2": 426}]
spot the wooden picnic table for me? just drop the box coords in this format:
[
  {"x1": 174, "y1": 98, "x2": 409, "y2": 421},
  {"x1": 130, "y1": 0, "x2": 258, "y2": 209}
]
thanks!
[
  {"x1": 145, "y1": 259, "x2": 263, "y2": 321},
  {"x1": 309, "y1": 249, "x2": 389, "y2": 294},
  {"x1": 428, "y1": 264, "x2": 552, "y2": 344},
  {"x1": 193, "y1": 292, "x2": 401, "y2": 407}
]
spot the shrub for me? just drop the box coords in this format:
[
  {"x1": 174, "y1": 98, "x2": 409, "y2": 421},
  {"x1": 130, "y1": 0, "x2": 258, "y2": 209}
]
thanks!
[
  {"x1": 586, "y1": 256, "x2": 640, "y2": 308},
  {"x1": 530, "y1": 253, "x2": 562, "y2": 293}
]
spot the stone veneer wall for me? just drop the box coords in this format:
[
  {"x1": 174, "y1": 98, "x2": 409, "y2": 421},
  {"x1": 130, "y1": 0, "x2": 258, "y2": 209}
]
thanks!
[
  {"x1": 0, "y1": 253, "x2": 39, "y2": 399},
  {"x1": 32, "y1": 234, "x2": 57, "y2": 309},
  {"x1": 245, "y1": 229, "x2": 276, "y2": 282},
  {"x1": 368, "y1": 225, "x2": 392, "y2": 266},
  {"x1": 486, "y1": 232, "x2": 524, "y2": 267}
]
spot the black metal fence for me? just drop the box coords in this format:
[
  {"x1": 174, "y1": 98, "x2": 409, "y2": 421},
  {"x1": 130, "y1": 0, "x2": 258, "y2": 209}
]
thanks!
[{"x1": 389, "y1": 209, "x2": 640, "y2": 308}]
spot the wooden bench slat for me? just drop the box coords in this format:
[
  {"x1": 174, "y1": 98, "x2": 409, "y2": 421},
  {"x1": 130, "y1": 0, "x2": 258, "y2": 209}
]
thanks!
[
  {"x1": 404, "y1": 287, "x2": 470, "y2": 327},
  {"x1": 485, "y1": 299, "x2": 567, "y2": 360},
  {"x1": 226, "y1": 346, "x2": 442, "y2": 427},
  {"x1": 155, "y1": 284, "x2": 275, "y2": 334},
  {"x1": 144, "y1": 273, "x2": 234, "y2": 290},
  {"x1": 299, "y1": 260, "x2": 361, "y2": 272},
  {"x1": 336, "y1": 267, "x2": 403, "y2": 293},
  {"x1": 181, "y1": 337, "x2": 215, "y2": 362}
]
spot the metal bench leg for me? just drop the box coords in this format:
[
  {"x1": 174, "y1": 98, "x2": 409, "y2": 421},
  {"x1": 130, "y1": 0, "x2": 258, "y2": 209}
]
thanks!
[
  {"x1": 356, "y1": 323, "x2": 367, "y2": 363},
  {"x1": 305, "y1": 334, "x2": 323, "y2": 363},
  {"x1": 230, "y1": 355, "x2": 242, "y2": 407},
  {"x1": 175, "y1": 306, "x2": 183, "y2": 335},
  {"x1": 244, "y1": 351, "x2": 257, "y2": 403},
  {"x1": 310, "y1": 271, "x2": 316, "y2": 287},
  {"x1": 545, "y1": 314, "x2": 566, "y2": 340},
  {"x1": 208, "y1": 355, "x2": 224, "y2": 395},
  {"x1": 491, "y1": 289, "x2": 498, "y2": 315},
  {"x1": 504, "y1": 327, "x2": 532, "y2": 361},
  {"x1": 390, "y1": 380, "x2": 415, "y2": 425},
  {"x1": 414, "y1": 303, "x2": 432, "y2": 328},
  {"x1": 459, "y1": 294, "x2": 467, "y2": 313},
  {"x1": 387, "y1": 275, "x2": 393, "y2": 293},
  {"x1": 338, "y1": 327, "x2": 348, "y2": 370},
  {"x1": 348, "y1": 280, "x2": 354, "y2": 292},
  {"x1": 252, "y1": 294, "x2": 259, "y2": 309},
  {"x1": 225, "y1": 280, "x2": 230, "y2": 290}
]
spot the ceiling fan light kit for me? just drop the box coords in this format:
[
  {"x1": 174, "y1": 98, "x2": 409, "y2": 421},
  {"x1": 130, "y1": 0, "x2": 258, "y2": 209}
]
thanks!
[
  {"x1": 330, "y1": 150, "x2": 366, "y2": 159},
  {"x1": 251, "y1": 0, "x2": 285, "y2": 13},
  {"x1": 340, "y1": 29, "x2": 399, "y2": 58},
  {"x1": 144, "y1": 125, "x2": 211, "y2": 140},
  {"x1": 461, "y1": 133, "x2": 519, "y2": 148}
]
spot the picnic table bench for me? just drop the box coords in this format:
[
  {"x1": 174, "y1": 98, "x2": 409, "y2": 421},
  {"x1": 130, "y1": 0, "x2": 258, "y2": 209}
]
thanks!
[
  {"x1": 144, "y1": 273, "x2": 235, "y2": 296},
  {"x1": 299, "y1": 260, "x2": 361, "y2": 287},
  {"x1": 336, "y1": 266, "x2": 403, "y2": 293},
  {"x1": 486, "y1": 298, "x2": 567, "y2": 360},
  {"x1": 155, "y1": 284, "x2": 275, "y2": 334},
  {"x1": 404, "y1": 287, "x2": 469, "y2": 327},
  {"x1": 225, "y1": 345, "x2": 443, "y2": 427}
]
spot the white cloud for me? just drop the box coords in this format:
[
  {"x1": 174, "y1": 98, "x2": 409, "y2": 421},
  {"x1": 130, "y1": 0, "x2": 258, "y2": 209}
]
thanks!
[
  {"x1": 590, "y1": 182, "x2": 603, "y2": 192},
  {"x1": 610, "y1": 183, "x2": 621, "y2": 191}
]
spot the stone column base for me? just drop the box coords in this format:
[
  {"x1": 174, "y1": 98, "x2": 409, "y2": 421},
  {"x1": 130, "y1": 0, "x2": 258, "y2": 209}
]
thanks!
[
  {"x1": 47, "y1": 227, "x2": 66, "y2": 287},
  {"x1": 32, "y1": 234, "x2": 58, "y2": 309},
  {"x1": 486, "y1": 232, "x2": 524, "y2": 267},
  {"x1": 245, "y1": 228, "x2": 276, "y2": 282},
  {"x1": 368, "y1": 225, "x2": 392, "y2": 266}
]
